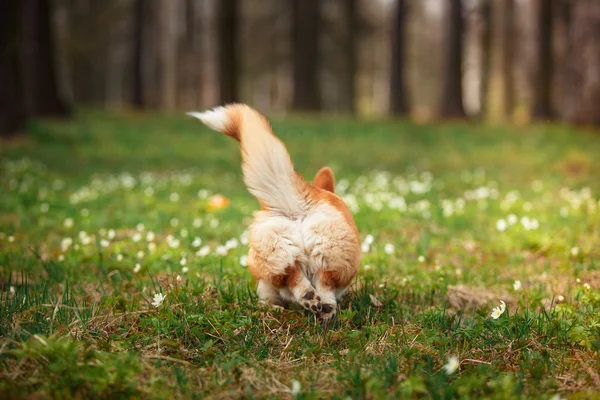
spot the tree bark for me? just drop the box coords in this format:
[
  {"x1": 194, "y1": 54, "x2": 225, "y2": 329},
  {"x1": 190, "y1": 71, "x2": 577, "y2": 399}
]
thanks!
[
  {"x1": 532, "y1": 0, "x2": 554, "y2": 119},
  {"x1": 292, "y1": 0, "x2": 320, "y2": 112},
  {"x1": 217, "y1": 0, "x2": 239, "y2": 104},
  {"x1": 440, "y1": 0, "x2": 466, "y2": 118},
  {"x1": 486, "y1": 0, "x2": 511, "y2": 123},
  {"x1": 340, "y1": 0, "x2": 358, "y2": 115},
  {"x1": 1, "y1": 0, "x2": 70, "y2": 137},
  {"x1": 132, "y1": 0, "x2": 146, "y2": 108},
  {"x1": 561, "y1": 0, "x2": 600, "y2": 125},
  {"x1": 0, "y1": 1, "x2": 26, "y2": 136},
  {"x1": 20, "y1": 0, "x2": 71, "y2": 117},
  {"x1": 389, "y1": 0, "x2": 408, "y2": 116},
  {"x1": 479, "y1": 0, "x2": 492, "y2": 119},
  {"x1": 157, "y1": 0, "x2": 177, "y2": 109}
]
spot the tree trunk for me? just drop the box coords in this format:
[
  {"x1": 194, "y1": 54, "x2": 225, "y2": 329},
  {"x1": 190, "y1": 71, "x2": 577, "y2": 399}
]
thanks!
[
  {"x1": 389, "y1": 0, "x2": 408, "y2": 116},
  {"x1": 486, "y1": 0, "x2": 511, "y2": 123},
  {"x1": 479, "y1": 0, "x2": 492, "y2": 119},
  {"x1": 440, "y1": 0, "x2": 466, "y2": 118},
  {"x1": 340, "y1": 0, "x2": 358, "y2": 115},
  {"x1": 132, "y1": 0, "x2": 146, "y2": 108},
  {"x1": 178, "y1": 0, "x2": 202, "y2": 110},
  {"x1": 217, "y1": 0, "x2": 239, "y2": 104},
  {"x1": 157, "y1": 0, "x2": 177, "y2": 109},
  {"x1": 532, "y1": 0, "x2": 554, "y2": 119},
  {"x1": 292, "y1": 0, "x2": 320, "y2": 112},
  {"x1": 0, "y1": 1, "x2": 26, "y2": 136},
  {"x1": 561, "y1": 0, "x2": 600, "y2": 125},
  {"x1": 503, "y1": 0, "x2": 515, "y2": 118},
  {"x1": 20, "y1": 0, "x2": 71, "y2": 117}
]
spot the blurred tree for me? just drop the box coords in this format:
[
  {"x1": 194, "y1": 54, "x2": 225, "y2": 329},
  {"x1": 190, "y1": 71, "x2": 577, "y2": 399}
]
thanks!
[
  {"x1": 178, "y1": 0, "x2": 203, "y2": 109},
  {"x1": 132, "y1": 0, "x2": 147, "y2": 108},
  {"x1": 532, "y1": 0, "x2": 554, "y2": 119},
  {"x1": 1, "y1": 0, "x2": 70, "y2": 137},
  {"x1": 158, "y1": 0, "x2": 177, "y2": 109},
  {"x1": 486, "y1": 0, "x2": 514, "y2": 123},
  {"x1": 0, "y1": 1, "x2": 26, "y2": 136},
  {"x1": 561, "y1": 0, "x2": 600, "y2": 125},
  {"x1": 479, "y1": 0, "x2": 491, "y2": 118},
  {"x1": 389, "y1": 0, "x2": 408, "y2": 116},
  {"x1": 292, "y1": 0, "x2": 321, "y2": 111},
  {"x1": 217, "y1": 0, "x2": 239, "y2": 104},
  {"x1": 440, "y1": 0, "x2": 466, "y2": 118},
  {"x1": 341, "y1": 0, "x2": 358, "y2": 114}
]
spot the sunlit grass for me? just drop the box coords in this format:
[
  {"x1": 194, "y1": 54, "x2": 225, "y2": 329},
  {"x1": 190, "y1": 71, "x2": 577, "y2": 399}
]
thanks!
[{"x1": 1, "y1": 110, "x2": 599, "y2": 399}]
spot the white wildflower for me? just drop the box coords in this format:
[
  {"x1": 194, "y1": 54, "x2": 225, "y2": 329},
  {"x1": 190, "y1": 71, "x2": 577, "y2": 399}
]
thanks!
[
  {"x1": 60, "y1": 237, "x2": 73, "y2": 252},
  {"x1": 196, "y1": 246, "x2": 211, "y2": 257},
  {"x1": 146, "y1": 231, "x2": 155, "y2": 242},
  {"x1": 136, "y1": 223, "x2": 145, "y2": 232},
  {"x1": 513, "y1": 280, "x2": 522, "y2": 291},
  {"x1": 137, "y1": 250, "x2": 145, "y2": 259},
  {"x1": 107, "y1": 229, "x2": 116, "y2": 240},
  {"x1": 490, "y1": 300, "x2": 506, "y2": 319},
  {"x1": 151, "y1": 292, "x2": 166, "y2": 308},
  {"x1": 192, "y1": 237, "x2": 202, "y2": 248},
  {"x1": 182, "y1": 266, "x2": 189, "y2": 273},
  {"x1": 148, "y1": 242, "x2": 156, "y2": 252},
  {"x1": 180, "y1": 229, "x2": 188, "y2": 238},
  {"x1": 40, "y1": 203, "x2": 49, "y2": 213},
  {"x1": 507, "y1": 214, "x2": 517, "y2": 225},
  {"x1": 496, "y1": 219, "x2": 507, "y2": 232},
  {"x1": 116, "y1": 253, "x2": 123, "y2": 262},
  {"x1": 169, "y1": 192, "x2": 180, "y2": 202},
  {"x1": 240, "y1": 255, "x2": 248, "y2": 267},
  {"x1": 418, "y1": 255, "x2": 425, "y2": 263},
  {"x1": 215, "y1": 245, "x2": 227, "y2": 256},
  {"x1": 100, "y1": 239, "x2": 110, "y2": 248},
  {"x1": 132, "y1": 232, "x2": 142, "y2": 243},
  {"x1": 64, "y1": 218, "x2": 74, "y2": 228},
  {"x1": 443, "y1": 356, "x2": 459, "y2": 375},
  {"x1": 384, "y1": 243, "x2": 395, "y2": 255},
  {"x1": 180, "y1": 257, "x2": 187, "y2": 266},
  {"x1": 571, "y1": 247, "x2": 579, "y2": 256},
  {"x1": 133, "y1": 264, "x2": 141, "y2": 273},
  {"x1": 291, "y1": 380, "x2": 301, "y2": 396}
]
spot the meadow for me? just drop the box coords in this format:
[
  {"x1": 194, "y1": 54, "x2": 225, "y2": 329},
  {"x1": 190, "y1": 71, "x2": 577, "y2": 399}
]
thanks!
[{"x1": 1, "y1": 111, "x2": 599, "y2": 399}]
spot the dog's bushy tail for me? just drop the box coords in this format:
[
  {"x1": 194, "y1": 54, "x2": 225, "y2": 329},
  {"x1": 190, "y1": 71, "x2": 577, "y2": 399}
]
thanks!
[{"x1": 188, "y1": 104, "x2": 307, "y2": 217}]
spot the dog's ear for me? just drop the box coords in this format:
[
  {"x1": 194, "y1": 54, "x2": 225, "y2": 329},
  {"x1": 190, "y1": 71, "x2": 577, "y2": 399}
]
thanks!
[{"x1": 313, "y1": 167, "x2": 335, "y2": 193}]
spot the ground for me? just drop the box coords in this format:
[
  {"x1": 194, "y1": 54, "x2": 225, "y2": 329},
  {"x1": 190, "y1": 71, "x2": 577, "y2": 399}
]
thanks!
[{"x1": 1, "y1": 110, "x2": 599, "y2": 399}]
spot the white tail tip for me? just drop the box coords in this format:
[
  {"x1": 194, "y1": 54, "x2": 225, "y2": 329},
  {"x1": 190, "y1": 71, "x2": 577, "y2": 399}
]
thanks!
[{"x1": 186, "y1": 106, "x2": 229, "y2": 132}]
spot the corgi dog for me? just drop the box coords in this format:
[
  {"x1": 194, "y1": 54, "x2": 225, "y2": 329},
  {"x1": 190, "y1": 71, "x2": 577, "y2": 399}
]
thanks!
[{"x1": 188, "y1": 104, "x2": 360, "y2": 321}]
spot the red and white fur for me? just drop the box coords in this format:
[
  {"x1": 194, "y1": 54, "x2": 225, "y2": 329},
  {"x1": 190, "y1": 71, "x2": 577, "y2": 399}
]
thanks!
[{"x1": 188, "y1": 104, "x2": 360, "y2": 321}]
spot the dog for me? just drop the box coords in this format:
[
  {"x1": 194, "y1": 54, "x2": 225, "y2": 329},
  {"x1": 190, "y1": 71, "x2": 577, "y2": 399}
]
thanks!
[{"x1": 188, "y1": 104, "x2": 360, "y2": 321}]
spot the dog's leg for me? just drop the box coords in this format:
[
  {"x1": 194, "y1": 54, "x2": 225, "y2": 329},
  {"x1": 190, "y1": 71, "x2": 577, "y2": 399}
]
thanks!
[
  {"x1": 315, "y1": 271, "x2": 341, "y2": 322},
  {"x1": 285, "y1": 263, "x2": 322, "y2": 314},
  {"x1": 257, "y1": 280, "x2": 284, "y2": 308}
]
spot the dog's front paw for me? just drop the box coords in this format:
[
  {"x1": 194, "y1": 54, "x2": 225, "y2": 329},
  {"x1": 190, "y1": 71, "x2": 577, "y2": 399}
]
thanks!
[
  {"x1": 300, "y1": 290, "x2": 322, "y2": 314},
  {"x1": 318, "y1": 303, "x2": 337, "y2": 322}
]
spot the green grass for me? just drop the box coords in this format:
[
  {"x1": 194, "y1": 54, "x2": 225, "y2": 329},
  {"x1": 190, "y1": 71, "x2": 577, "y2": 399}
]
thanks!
[{"x1": 1, "y1": 110, "x2": 599, "y2": 399}]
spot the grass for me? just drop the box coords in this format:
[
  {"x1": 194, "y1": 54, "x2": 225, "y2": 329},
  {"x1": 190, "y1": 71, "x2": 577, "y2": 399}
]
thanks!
[{"x1": 1, "y1": 109, "x2": 599, "y2": 399}]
